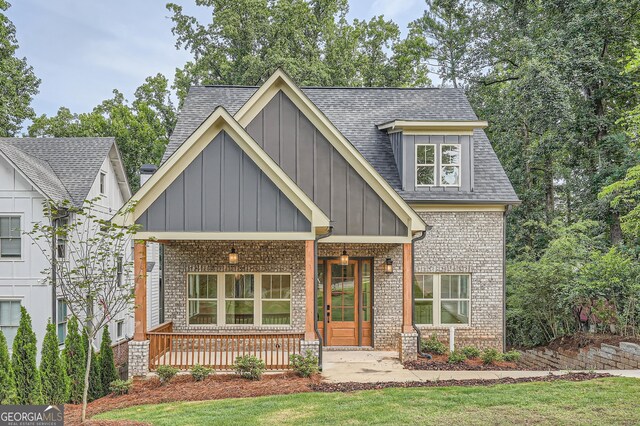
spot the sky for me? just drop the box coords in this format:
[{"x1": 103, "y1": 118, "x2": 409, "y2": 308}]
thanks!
[{"x1": 7, "y1": 0, "x2": 424, "y2": 121}]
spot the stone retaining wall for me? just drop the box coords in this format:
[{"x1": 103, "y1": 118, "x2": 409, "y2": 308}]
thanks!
[{"x1": 518, "y1": 342, "x2": 640, "y2": 370}]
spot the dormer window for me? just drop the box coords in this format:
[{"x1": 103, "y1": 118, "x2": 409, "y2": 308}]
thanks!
[
  {"x1": 415, "y1": 144, "x2": 462, "y2": 188},
  {"x1": 416, "y1": 145, "x2": 435, "y2": 186},
  {"x1": 441, "y1": 144, "x2": 461, "y2": 186}
]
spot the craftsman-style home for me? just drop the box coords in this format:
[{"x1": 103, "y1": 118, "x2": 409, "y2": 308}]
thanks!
[{"x1": 122, "y1": 70, "x2": 519, "y2": 376}]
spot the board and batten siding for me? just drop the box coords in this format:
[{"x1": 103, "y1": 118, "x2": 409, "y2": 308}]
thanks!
[
  {"x1": 136, "y1": 130, "x2": 311, "y2": 233},
  {"x1": 246, "y1": 91, "x2": 407, "y2": 236}
]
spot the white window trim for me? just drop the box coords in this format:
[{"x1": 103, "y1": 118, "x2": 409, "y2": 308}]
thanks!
[
  {"x1": 0, "y1": 298, "x2": 22, "y2": 349},
  {"x1": 116, "y1": 319, "x2": 125, "y2": 340},
  {"x1": 440, "y1": 144, "x2": 462, "y2": 187},
  {"x1": 415, "y1": 144, "x2": 436, "y2": 187},
  {"x1": 56, "y1": 298, "x2": 68, "y2": 345},
  {"x1": 99, "y1": 171, "x2": 107, "y2": 195},
  {"x1": 414, "y1": 273, "x2": 471, "y2": 326},
  {"x1": 186, "y1": 272, "x2": 292, "y2": 328},
  {"x1": 0, "y1": 214, "x2": 24, "y2": 262}
]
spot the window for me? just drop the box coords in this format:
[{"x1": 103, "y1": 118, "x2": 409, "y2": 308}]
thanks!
[
  {"x1": 441, "y1": 144, "x2": 461, "y2": 186},
  {"x1": 99, "y1": 172, "x2": 106, "y2": 194},
  {"x1": 186, "y1": 273, "x2": 292, "y2": 326},
  {"x1": 116, "y1": 320, "x2": 124, "y2": 340},
  {"x1": 56, "y1": 217, "x2": 67, "y2": 259},
  {"x1": 414, "y1": 274, "x2": 470, "y2": 325},
  {"x1": 0, "y1": 300, "x2": 21, "y2": 348},
  {"x1": 416, "y1": 145, "x2": 435, "y2": 186},
  {"x1": 0, "y1": 216, "x2": 21, "y2": 259},
  {"x1": 57, "y1": 299, "x2": 68, "y2": 344},
  {"x1": 116, "y1": 256, "x2": 123, "y2": 286}
]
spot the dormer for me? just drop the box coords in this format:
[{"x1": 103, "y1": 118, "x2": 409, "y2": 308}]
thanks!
[{"x1": 377, "y1": 120, "x2": 488, "y2": 192}]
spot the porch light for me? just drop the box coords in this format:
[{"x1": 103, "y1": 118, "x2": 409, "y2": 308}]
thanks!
[
  {"x1": 384, "y1": 258, "x2": 393, "y2": 274},
  {"x1": 229, "y1": 247, "x2": 238, "y2": 265},
  {"x1": 340, "y1": 245, "x2": 349, "y2": 266}
]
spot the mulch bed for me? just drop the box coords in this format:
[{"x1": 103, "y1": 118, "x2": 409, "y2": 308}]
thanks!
[
  {"x1": 404, "y1": 354, "x2": 519, "y2": 371},
  {"x1": 68, "y1": 371, "x2": 611, "y2": 425}
]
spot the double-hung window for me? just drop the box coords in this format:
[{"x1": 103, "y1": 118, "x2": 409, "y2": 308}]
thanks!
[
  {"x1": 415, "y1": 144, "x2": 462, "y2": 187},
  {"x1": 0, "y1": 300, "x2": 21, "y2": 348},
  {"x1": 188, "y1": 274, "x2": 218, "y2": 325},
  {"x1": 0, "y1": 216, "x2": 21, "y2": 259},
  {"x1": 441, "y1": 144, "x2": 461, "y2": 186},
  {"x1": 414, "y1": 274, "x2": 470, "y2": 325},
  {"x1": 57, "y1": 299, "x2": 68, "y2": 344},
  {"x1": 416, "y1": 145, "x2": 436, "y2": 186},
  {"x1": 225, "y1": 274, "x2": 255, "y2": 325},
  {"x1": 261, "y1": 274, "x2": 291, "y2": 325}
]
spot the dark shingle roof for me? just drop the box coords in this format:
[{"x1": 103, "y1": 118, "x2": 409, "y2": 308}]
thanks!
[
  {"x1": 163, "y1": 86, "x2": 518, "y2": 203},
  {"x1": 0, "y1": 137, "x2": 115, "y2": 205}
]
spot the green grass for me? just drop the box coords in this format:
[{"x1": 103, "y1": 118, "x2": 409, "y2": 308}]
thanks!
[{"x1": 94, "y1": 377, "x2": 639, "y2": 425}]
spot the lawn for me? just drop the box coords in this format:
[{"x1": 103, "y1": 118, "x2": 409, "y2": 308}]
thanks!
[{"x1": 94, "y1": 377, "x2": 639, "y2": 425}]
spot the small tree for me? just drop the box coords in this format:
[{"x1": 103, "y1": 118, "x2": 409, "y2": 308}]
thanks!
[
  {"x1": 12, "y1": 307, "x2": 42, "y2": 404},
  {"x1": 28, "y1": 198, "x2": 137, "y2": 422},
  {"x1": 84, "y1": 331, "x2": 103, "y2": 401},
  {"x1": 99, "y1": 327, "x2": 118, "y2": 392},
  {"x1": 40, "y1": 322, "x2": 68, "y2": 405},
  {"x1": 0, "y1": 330, "x2": 16, "y2": 404},
  {"x1": 63, "y1": 316, "x2": 85, "y2": 404}
]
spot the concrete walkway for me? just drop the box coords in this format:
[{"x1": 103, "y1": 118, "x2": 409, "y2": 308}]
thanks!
[{"x1": 321, "y1": 350, "x2": 640, "y2": 383}]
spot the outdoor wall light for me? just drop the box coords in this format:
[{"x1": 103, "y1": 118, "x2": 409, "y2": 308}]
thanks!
[
  {"x1": 384, "y1": 258, "x2": 393, "y2": 274},
  {"x1": 229, "y1": 247, "x2": 238, "y2": 265},
  {"x1": 340, "y1": 245, "x2": 349, "y2": 266}
]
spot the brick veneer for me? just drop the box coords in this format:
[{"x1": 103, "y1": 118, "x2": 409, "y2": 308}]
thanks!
[
  {"x1": 413, "y1": 211, "x2": 505, "y2": 350},
  {"x1": 518, "y1": 342, "x2": 640, "y2": 370}
]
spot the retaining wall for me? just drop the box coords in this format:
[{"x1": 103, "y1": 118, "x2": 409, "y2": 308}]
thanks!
[{"x1": 518, "y1": 341, "x2": 640, "y2": 370}]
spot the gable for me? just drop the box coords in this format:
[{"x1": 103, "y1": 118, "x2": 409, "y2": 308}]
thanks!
[
  {"x1": 246, "y1": 90, "x2": 408, "y2": 237},
  {"x1": 136, "y1": 130, "x2": 311, "y2": 233}
]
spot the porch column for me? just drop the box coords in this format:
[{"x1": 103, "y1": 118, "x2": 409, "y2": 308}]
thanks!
[
  {"x1": 133, "y1": 240, "x2": 147, "y2": 341},
  {"x1": 304, "y1": 240, "x2": 316, "y2": 340},
  {"x1": 402, "y1": 243, "x2": 413, "y2": 333}
]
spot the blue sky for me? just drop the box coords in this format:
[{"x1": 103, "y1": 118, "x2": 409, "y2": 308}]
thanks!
[{"x1": 8, "y1": 0, "x2": 424, "y2": 120}]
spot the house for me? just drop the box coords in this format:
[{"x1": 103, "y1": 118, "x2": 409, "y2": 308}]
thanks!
[
  {"x1": 0, "y1": 137, "x2": 147, "y2": 354},
  {"x1": 121, "y1": 70, "x2": 519, "y2": 376}
]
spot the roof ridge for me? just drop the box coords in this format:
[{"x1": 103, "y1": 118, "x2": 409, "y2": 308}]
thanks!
[{"x1": 193, "y1": 85, "x2": 457, "y2": 90}]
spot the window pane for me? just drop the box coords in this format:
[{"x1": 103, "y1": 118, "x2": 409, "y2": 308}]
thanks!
[
  {"x1": 414, "y1": 275, "x2": 433, "y2": 299},
  {"x1": 10, "y1": 217, "x2": 20, "y2": 237},
  {"x1": 262, "y1": 275, "x2": 291, "y2": 299},
  {"x1": 188, "y1": 300, "x2": 217, "y2": 325},
  {"x1": 58, "y1": 323, "x2": 66, "y2": 344},
  {"x1": 460, "y1": 275, "x2": 469, "y2": 298},
  {"x1": 225, "y1": 301, "x2": 254, "y2": 324},
  {"x1": 417, "y1": 166, "x2": 435, "y2": 185},
  {"x1": 441, "y1": 300, "x2": 469, "y2": 324},
  {"x1": 414, "y1": 300, "x2": 433, "y2": 324},
  {"x1": 441, "y1": 145, "x2": 460, "y2": 165},
  {"x1": 1, "y1": 326, "x2": 18, "y2": 348},
  {"x1": 441, "y1": 166, "x2": 460, "y2": 185},
  {"x1": 0, "y1": 301, "x2": 20, "y2": 326},
  {"x1": 189, "y1": 275, "x2": 217, "y2": 299},
  {"x1": 1, "y1": 238, "x2": 21, "y2": 257},
  {"x1": 0, "y1": 218, "x2": 9, "y2": 237},
  {"x1": 225, "y1": 274, "x2": 254, "y2": 298},
  {"x1": 417, "y1": 145, "x2": 434, "y2": 164},
  {"x1": 262, "y1": 301, "x2": 290, "y2": 325}
]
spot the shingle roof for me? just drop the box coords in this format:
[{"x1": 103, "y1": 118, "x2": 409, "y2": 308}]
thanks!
[
  {"x1": 164, "y1": 86, "x2": 519, "y2": 203},
  {"x1": 0, "y1": 137, "x2": 115, "y2": 205}
]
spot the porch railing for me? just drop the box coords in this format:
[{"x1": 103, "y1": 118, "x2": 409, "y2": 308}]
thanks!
[{"x1": 146, "y1": 322, "x2": 303, "y2": 371}]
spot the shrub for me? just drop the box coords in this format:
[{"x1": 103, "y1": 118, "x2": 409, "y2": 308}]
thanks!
[
  {"x1": 99, "y1": 327, "x2": 118, "y2": 393},
  {"x1": 481, "y1": 348, "x2": 503, "y2": 365},
  {"x1": 502, "y1": 350, "x2": 521, "y2": 363},
  {"x1": 233, "y1": 355, "x2": 265, "y2": 380},
  {"x1": 460, "y1": 346, "x2": 481, "y2": 359},
  {"x1": 421, "y1": 334, "x2": 447, "y2": 355},
  {"x1": 63, "y1": 316, "x2": 85, "y2": 404},
  {"x1": 289, "y1": 351, "x2": 319, "y2": 377},
  {"x1": 109, "y1": 379, "x2": 132, "y2": 396},
  {"x1": 40, "y1": 322, "x2": 69, "y2": 405},
  {"x1": 156, "y1": 365, "x2": 179, "y2": 384},
  {"x1": 88, "y1": 346, "x2": 103, "y2": 401},
  {"x1": 0, "y1": 330, "x2": 16, "y2": 404},
  {"x1": 447, "y1": 351, "x2": 467, "y2": 364},
  {"x1": 12, "y1": 306, "x2": 42, "y2": 404},
  {"x1": 190, "y1": 364, "x2": 213, "y2": 382}
]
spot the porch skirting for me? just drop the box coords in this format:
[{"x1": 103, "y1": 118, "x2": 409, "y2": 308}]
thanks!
[
  {"x1": 129, "y1": 340, "x2": 150, "y2": 377},
  {"x1": 300, "y1": 339, "x2": 320, "y2": 358}
]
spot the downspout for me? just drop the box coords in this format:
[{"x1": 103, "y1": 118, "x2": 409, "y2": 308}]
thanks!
[
  {"x1": 313, "y1": 226, "x2": 333, "y2": 371},
  {"x1": 411, "y1": 228, "x2": 431, "y2": 359},
  {"x1": 503, "y1": 206, "x2": 511, "y2": 351}
]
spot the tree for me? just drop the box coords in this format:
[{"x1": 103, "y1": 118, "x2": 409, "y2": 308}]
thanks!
[
  {"x1": 0, "y1": 0, "x2": 40, "y2": 136},
  {"x1": 40, "y1": 322, "x2": 69, "y2": 405},
  {"x1": 83, "y1": 331, "x2": 103, "y2": 401},
  {"x1": 99, "y1": 326, "x2": 118, "y2": 393},
  {"x1": 0, "y1": 330, "x2": 16, "y2": 404},
  {"x1": 63, "y1": 316, "x2": 85, "y2": 404},
  {"x1": 11, "y1": 307, "x2": 42, "y2": 404},
  {"x1": 28, "y1": 198, "x2": 137, "y2": 422}
]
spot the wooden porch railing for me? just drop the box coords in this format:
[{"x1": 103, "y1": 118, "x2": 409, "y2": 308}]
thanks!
[{"x1": 146, "y1": 322, "x2": 303, "y2": 371}]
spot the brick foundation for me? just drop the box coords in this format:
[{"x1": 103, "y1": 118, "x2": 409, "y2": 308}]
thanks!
[
  {"x1": 128, "y1": 340, "x2": 150, "y2": 377},
  {"x1": 518, "y1": 342, "x2": 640, "y2": 370},
  {"x1": 300, "y1": 339, "x2": 320, "y2": 359},
  {"x1": 399, "y1": 332, "x2": 418, "y2": 362}
]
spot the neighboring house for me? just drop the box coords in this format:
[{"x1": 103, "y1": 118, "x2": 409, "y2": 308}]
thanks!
[
  {"x1": 0, "y1": 137, "x2": 139, "y2": 353},
  {"x1": 121, "y1": 69, "x2": 519, "y2": 377}
]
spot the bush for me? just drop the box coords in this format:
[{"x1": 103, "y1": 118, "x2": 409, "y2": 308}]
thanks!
[
  {"x1": 99, "y1": 327, "x2": 118, "y2": 393},
  {"x1": 156, "y1": 365, "x2": 179, "y2": 384},
  {"x1": 0, "y1": 330, "x2": 16, "y2": 404},
  {"x1": 12, "y1": 306, "x2": 42, "y2": 404},
  {"x1": 421, "y1": 334, "x2": 447, "y2": 355},
  {"x1": 63, "y1": 316, "x2": 85, "y2": 404},
  {"x1": 190, "y1": 364, "x2": 212, "y2": 382},
  {"x1": 289, "y1": 351, "x2": 319, "y2": 377},
  {"x1": 40, "y1": 322, "x2": 69, "y2": 405},
  {"x1": 447, "y1": 350, "x2": 467, "y2": 364},
  {"x1": 233, "y1": 355, "x2": 265, "y2": 380},
  {"x1": 481, "y1": 348, "x2": 503, "y2": 365},
  {"x1": 502, "y1": 350, "x2": 521, "y2": 363},
  {"x1": 109, "y1": 379, "x2": 132, "y2": 396},
  {"x1": 460, "y1": 346, "x2": 481, "y2": 359}
]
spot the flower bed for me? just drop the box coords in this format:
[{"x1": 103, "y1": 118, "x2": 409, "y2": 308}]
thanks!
[{"x1": 404, "y1": 354, "x2": 518, "y2": 371}]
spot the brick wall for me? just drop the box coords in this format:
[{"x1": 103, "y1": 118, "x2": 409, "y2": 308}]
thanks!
[
  {"x1": 518, "y1": 342, "x2": 640, "y2": 370},
  {"x1": 413, "y1": 211, "x2": 505, "y2": 350}
]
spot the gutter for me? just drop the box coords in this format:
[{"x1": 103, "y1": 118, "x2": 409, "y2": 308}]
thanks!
[
  {"x1": 411, "y1": 228, "x2": 432, "y2": 359},
  {"x1": 313, "y1": 226, "x2": 333, "y2": 371}
]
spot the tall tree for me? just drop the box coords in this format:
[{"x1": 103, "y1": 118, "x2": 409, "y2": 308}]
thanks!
[
  {"x1": 98, "y1": 326, "x2": 119, "y2": 393},
  {"x1": 0, "y1": 330, "x2": 16, "y2": 404},
  {"x1": 40, "y1": 322, "x2": 69, "y2": 405},
  {"x1": 63, "y1": 316, "x2": 85, "y2": 405},
  {"x1": 11, "y1": 307, "x2": 42, "y2": 405},
  {"x1": 0, "y1": 0, "x2": 40, "y2": 136}
]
